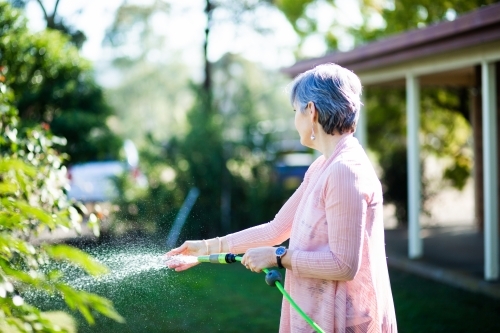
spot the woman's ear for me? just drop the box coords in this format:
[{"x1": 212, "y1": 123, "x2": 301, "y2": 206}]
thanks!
[{"x1": 307, "y1": 102, "x2": 318, "y2": 122}]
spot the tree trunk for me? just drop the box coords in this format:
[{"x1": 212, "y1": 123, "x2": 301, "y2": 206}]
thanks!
[
  {"x1": 203, "y1": 0, "x2": 212, "y2": 97},
  {"x1": 221, "y1": 143, "x2": 231, "y2": 234},
  {"x1": 36, "y1": 0, "x2": 60, "y2": 29}
]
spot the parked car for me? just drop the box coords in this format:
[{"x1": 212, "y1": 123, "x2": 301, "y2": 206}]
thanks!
[
  {"x1": 67, "y1": 140, "x2": 146, "y2": 203},
  {"x1": 67, "y1": 161, "x2": 127, "y2": 202}
]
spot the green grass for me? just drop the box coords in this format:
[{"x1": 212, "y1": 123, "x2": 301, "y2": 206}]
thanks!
[
  {"x1": 390, "y1": 269, "x2": 500, "y2": 333},
  {"x1": 77, "y1": 264, "x2": 283, "y2": 333},
  {"x1": 31, "y1": 240, "x2": 500, "y2": 333}
]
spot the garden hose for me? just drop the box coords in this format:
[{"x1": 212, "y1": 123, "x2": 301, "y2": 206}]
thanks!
[{"x1": 197, "y1": 253, "x2": 325, "y2": 333}]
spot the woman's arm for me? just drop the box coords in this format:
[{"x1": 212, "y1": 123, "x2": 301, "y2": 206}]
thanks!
[{"x1": 289, "y1": 161, "x2": 368, "y2": 281}]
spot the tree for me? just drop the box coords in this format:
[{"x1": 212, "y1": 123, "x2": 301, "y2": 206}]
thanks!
[
  {"x1": 353, "y1": 0, "x2": 500, "y2": 45},
  {"x1": 1, "y1": 4, "x2": 124, "y2": 331},
  {"x1": 200, "y1": 0, "x2": 276, "y2": 96},
  {"x1": 105, "y1": 0, "x2": 277, "y2": 99},
  {"x1": 0, "y1": 3, "x2": 122, "y2": 163},
  {"x1": 273, "y1": 0, "x2": 350, "y2": 53},
  {"x1": 101, "y1": 0, "x2": 191, "y2": 146},
  {"x1": 274, "y1": 0, "x2": 500, "y2": 53},
  {"x1": 103, "y1": 0, "x2": 170, "y2": 62},
  {"x1": 111, "y1": 55, "x2": 294, "y2": 239},
  {"x1": 9, "y1": 0, "x2": 86, "y2": 47},
  {"x1": 104, "y1": 0, "x2": 291, "y2": 235},
  {"x1": 105, "y1": 62, "x2": 193, "y2": 146}
]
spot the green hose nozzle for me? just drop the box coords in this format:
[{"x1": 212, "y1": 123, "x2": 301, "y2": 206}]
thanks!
[
  {"x1": 197, "y1": 253, "x2": 325, "y2": 333},
  {"x1": 197, "y1": 253, "x2": 240, "y2": 264}
]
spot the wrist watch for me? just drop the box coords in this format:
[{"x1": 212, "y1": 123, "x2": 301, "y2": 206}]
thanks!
[{"x1": 275, "y1": 246, "x2": 287, "y2": 269}]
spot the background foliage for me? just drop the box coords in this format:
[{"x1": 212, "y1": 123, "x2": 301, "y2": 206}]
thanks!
[
  {"x1": 112, "y1": 55, "x2": 296, "y2": 239},
  {"x1": 0, "y1": 88, "x2": 123, "y2": 332},
  {"x1": 0, "y1": 2, "x2": 121, "y2": 163},
  {"x1": 1, "y1": 2, "x2": 123, "y2": 332}
]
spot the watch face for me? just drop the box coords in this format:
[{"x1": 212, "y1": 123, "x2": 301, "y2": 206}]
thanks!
[{"x1": 276, "y1": 247, "x2": 286, "y2": 256}]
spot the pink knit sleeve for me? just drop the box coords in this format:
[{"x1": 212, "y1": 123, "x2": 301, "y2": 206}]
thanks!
[
  {"x1": 225, "y1": 179, "x2": 306, "y2": 254},
  {"x1": 291, "y1": 161, "x2": 367, "y2": 280}
]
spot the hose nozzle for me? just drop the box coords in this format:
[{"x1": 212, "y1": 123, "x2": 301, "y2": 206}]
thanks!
[{"x1": 197, "y1": 253, "x2": 240, "y2": 264}]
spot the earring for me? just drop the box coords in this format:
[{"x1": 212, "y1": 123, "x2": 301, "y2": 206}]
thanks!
[{"x1": 310, "y1": 127, "x2": 316, "y2": 141}]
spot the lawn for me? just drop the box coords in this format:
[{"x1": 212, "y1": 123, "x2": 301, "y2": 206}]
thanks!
[
  {"x1": 77, "y1": 264, "x2": 283, "y2": 333},
  {"x1": 31, "y1": 239, "x2": 500, "y2": 333},
  {"x1": 390, "y1": 269, "x2": 500, "y2": 333}
]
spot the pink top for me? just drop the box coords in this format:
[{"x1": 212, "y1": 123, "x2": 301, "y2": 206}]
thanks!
[{"x1": 226, "y1": 134, "x2": 397, "y2": 333}]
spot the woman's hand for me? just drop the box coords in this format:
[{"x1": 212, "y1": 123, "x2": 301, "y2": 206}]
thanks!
[
  {"x1": 165, "y1": 240, "x2": 206, "y2": 272},
  {"x1": 241, "y1": 247, "x2": 277, "y2": 273}
]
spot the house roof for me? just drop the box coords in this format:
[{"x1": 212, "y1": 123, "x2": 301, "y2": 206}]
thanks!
[{"x1": 283, "y1": 3, "x2": 500, "y2": 79}]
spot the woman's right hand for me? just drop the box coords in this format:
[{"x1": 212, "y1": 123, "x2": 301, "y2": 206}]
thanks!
[{"x1": 165, "y1": 240, "x2": 206, "y2": 272}]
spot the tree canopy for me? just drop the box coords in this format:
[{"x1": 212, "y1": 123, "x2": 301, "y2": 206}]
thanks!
[
  {"x1": 0, "y1": 2, "x2": 121, "y2": 163},
  {"x1": 274, "y1": 0, "x2": 500, "y2": 52}
]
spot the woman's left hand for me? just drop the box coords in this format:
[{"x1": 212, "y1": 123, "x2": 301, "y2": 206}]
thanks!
[{"x1": 241, "y1": 247, "x2": 277, "y2": 273}]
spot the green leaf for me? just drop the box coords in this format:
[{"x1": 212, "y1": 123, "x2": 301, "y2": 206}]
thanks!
[
  {"x1": 86, "y1": 294, "x2": 125, "y2": 324},
  {"x1": 47, "y1": 270, "x2": 63, "y2": 282},
  {"x1": 40, "y1": 311, "x2": 77, "y2": 333},
  {"x1": 0, "y1": 182, "x2": 17, "y2": 195},
  {"x1": 0, "y1": 259, "x2": 39, "y2": 286},
  {"x1": 7, "y1": 201, "x2": 54, "y2": 226},
  {"x1": 0, "y1": 233, "x2": 35, "y2": 258},
  {"x1": 0, "y1": 212, "x2": 22, "y2": 229},
  {"x1": 0, "y1": 159, "x2": 36, "y2": 178},
  {"x1": 45, "y1": 244, "x2": 108, "y2": 276},
  {"x1": 78, "y1": 303, "x2": 94, "y2": 325},
  {"x1": 56, "y1": 284, "x2": 124, "y2": 324}
]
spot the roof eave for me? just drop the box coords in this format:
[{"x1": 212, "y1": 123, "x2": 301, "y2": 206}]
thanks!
[{"x1": 282, "y1": 3, "x2": 500, "y2": 77}]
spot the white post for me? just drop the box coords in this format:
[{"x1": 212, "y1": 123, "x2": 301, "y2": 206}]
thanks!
[
  {"x1": 481, "y1": 61, "x2": 499, "y2": 281},
  {"x1": 355, "y1": 93, "x2": 367, "y2": 148},
  {"x1": 406, "y1": 74, "x2": 422, "y2": 259}
]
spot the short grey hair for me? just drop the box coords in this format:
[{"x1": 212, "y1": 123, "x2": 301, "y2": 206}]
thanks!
[{"x1": 289, "y1": 63, "x2": 362, "y2": 135}]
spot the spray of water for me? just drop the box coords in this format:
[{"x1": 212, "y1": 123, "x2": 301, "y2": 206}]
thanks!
[
  {"x1": 74, "y1": 246, "x2": 168, "y2": 289},
  {"x1": 24, "y1": 240, "x2": 177, "y2": 305},
  {"x1": 164, "y1": 254, "x2": 198, "y2": 266},
  {"x1": 20, "y1": 237, "x2": 212, "y2": 333}
]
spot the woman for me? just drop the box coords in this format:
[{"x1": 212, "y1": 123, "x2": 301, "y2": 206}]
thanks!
[{"x1": 167, "y1": 63, "x2": 397, "y2": 333}]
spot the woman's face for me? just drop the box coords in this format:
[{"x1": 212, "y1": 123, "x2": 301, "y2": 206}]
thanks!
[{"x1": 294, "y1": 102, "x2": 313, "y2": 148}]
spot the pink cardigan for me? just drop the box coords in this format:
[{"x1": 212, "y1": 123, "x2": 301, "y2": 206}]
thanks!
[{"x1": 225, "y1": 134, "x2": 397, "y2": 333}]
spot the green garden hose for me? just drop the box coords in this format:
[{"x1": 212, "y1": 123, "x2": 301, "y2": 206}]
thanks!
[{"x1": 197, "y1": 253, "x2": 325, "y2": 333}]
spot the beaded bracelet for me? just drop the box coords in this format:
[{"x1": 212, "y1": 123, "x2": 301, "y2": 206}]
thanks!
[{"x1": 203, "y1": 239, "x2": 209, "y2": 255}]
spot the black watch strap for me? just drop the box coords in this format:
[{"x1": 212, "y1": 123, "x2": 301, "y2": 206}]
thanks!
[{"x1": 277, "y1": 256, "x2": 284, "y2": 269}]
